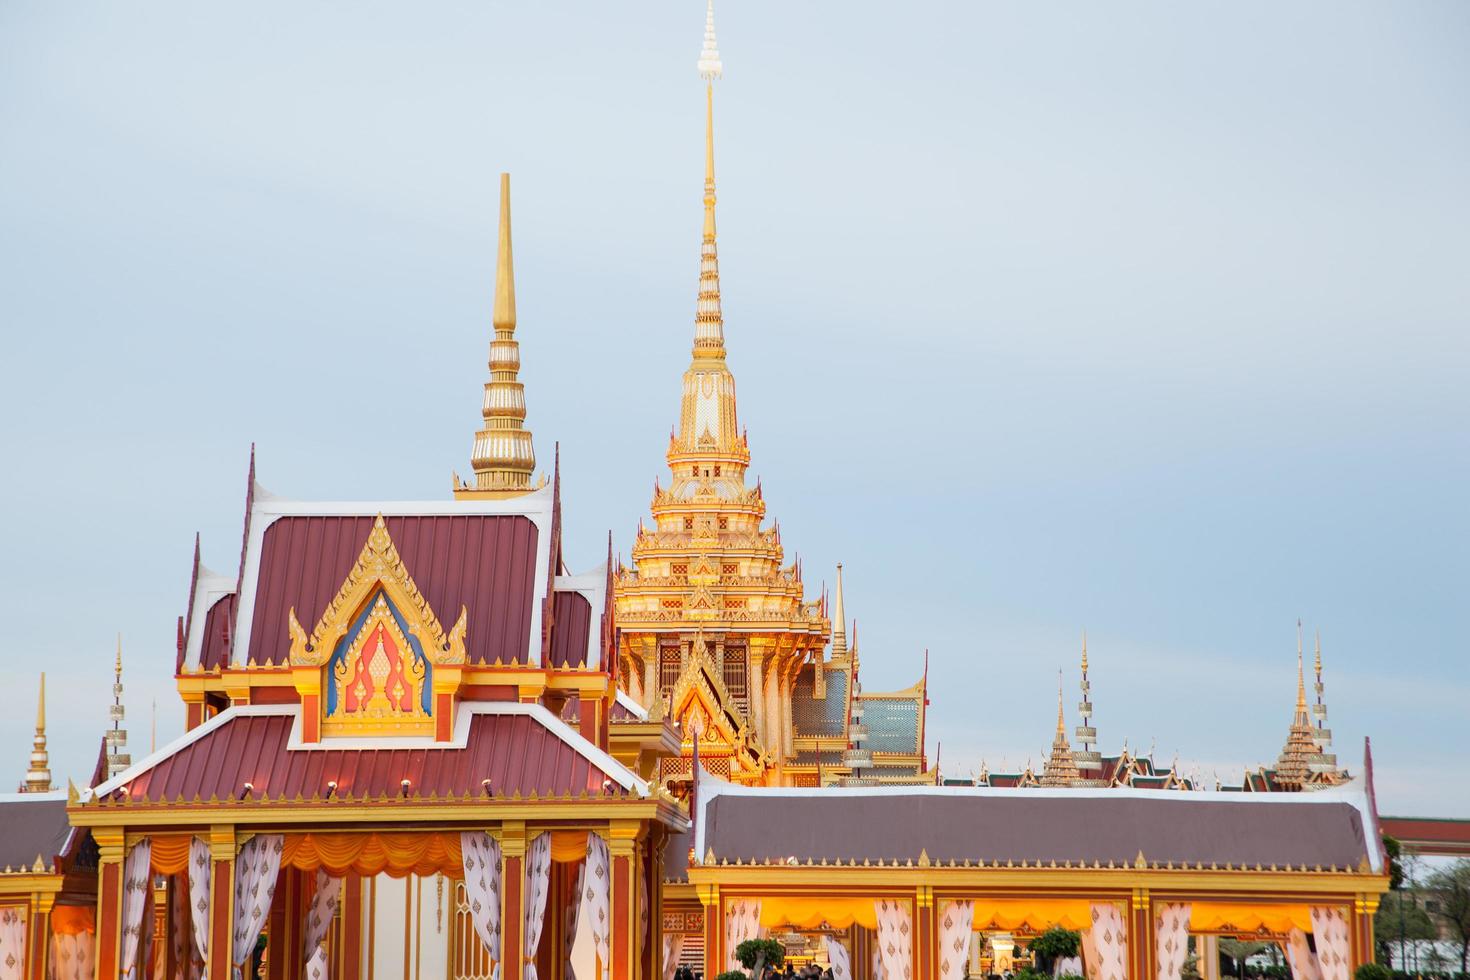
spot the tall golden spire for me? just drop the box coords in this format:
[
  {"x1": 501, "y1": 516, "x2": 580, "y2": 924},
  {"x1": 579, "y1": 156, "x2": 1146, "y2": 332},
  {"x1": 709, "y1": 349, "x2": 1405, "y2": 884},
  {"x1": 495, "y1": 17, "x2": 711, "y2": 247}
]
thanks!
[
  {"x1": 457, "y1": 172, "x2": 539, "y2": 499},
  {"x1": 105, "y1": 634, "x2": 131, "y2": 779},
  {"x1": 1308, "y1": 630, "x2": 1342, "y2": 781},
  {"x1": 1273, "y1": 621, "x2": 1318, "y2": 790},
  {"x1": 1073, "y1": 630, "x2": 1102, "y2": 781},
  {"x1": 694, "y1": 0, "x2": 724, "y2": 359},
  {"x1": 831, "y1": 563, "x2": 848, "y2": 658},
  {"x1": 22, "y1": 673, "x2": 51, "y2": 793},
  {"x1": 1041, "y1": 669, "x2": 1080, "y2": 787}
]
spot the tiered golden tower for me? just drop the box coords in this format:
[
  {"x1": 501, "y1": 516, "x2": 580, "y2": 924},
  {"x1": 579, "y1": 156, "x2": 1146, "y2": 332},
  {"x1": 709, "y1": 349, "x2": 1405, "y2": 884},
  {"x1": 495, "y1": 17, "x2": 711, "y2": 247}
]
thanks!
[{"x1": 614, "y1": 2, "x2": 831, "y2": 786}]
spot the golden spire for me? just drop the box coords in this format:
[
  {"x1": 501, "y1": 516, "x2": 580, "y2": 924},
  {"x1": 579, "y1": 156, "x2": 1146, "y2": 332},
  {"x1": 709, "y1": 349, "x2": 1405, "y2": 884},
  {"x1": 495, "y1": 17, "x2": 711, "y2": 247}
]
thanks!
[
  {"x1": 831, "y1": 563, "x2": 848, "y2": 658},
  {"x1": 693, "y1": 0, "x2": 724, "y2": 359},
  {"x1": 1041, "y1": 669, "x2": 1080, "y2": 787},
  {"x1": 1055, "y1": 670, "x2": 1066, "y2": 735},
  {"x1": 457, "y1": 172, "x2": 539, "y2": 499},
  {"x1": 1073, "y1": 630, "x2": 1102, "y2": 779},
  {"x1": 1273, "y1": 621, "x2": 1318, "y2": 790},
  {"x1": 105, "y1": 634, "x2": 131, "y2": 779},
  {"x1": 1308, "y1": 630, "x2": 1341, "y2": 781},
  {"x1": 22, "y1": 673, "x2": 51, "y2": 793}
]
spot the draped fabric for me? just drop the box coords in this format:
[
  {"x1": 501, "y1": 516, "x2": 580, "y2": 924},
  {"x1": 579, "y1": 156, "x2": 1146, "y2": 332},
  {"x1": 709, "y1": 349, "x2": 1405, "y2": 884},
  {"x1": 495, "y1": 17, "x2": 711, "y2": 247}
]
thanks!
[
  {"x1": 50, "y1": 930, "x2": 95, "y2": 980},
  {"x1": 1309, "y1": 907, "x2": 1351, "y2": 980},
  {"x1": 283, "y1": 833, "x2": 463, "y2": 879},
  {"x1": 549, "y1": 832, "x2": 590, "y2": 864},
  {"x1": 305, "y1": 948, "x2": 330, "y2": 980},
  {"x1": 122, "y1": 839, "x2": 154, "y2": 980},
  {"x1": 0, "y1": 905, "x2": 24, "y2": 980},
  {"x1": 461, "y1": 832, "x2": 503, "y2": 980},
  {"x1": 523, "y1": 834, "x2": 553, "y2": 980},
  {"x1": 150, "y1": 836, "x2": 195, "y2": 876},
  {"x1": 970, "y1": 900, "x2": 1093, "y2": 933},
  {"x1": 825, "y1": 936, "x2": 853, "y2": 980},
  {"x1": 302, "y1": 870, "x2": 343, "y2": 967},
  {"x1": 1285, "y1": 929, "x2": 1322, "y2": 980},
  {"x1": 724, "y1": 899, "x2": 763, "y2": 972},
  {"x1": 760, "y1": 898, "x2": 877, "y2": 930},
  {"x1": 937, "y1": 901, "x2": 974, "y2": 980},
  {"x1": 187, "y1": 837, "x2": 211, "y2": 980},
  {"x1": 581, "y1": 835, "x2": 611, "y2": 980},
  {"x1": 170, "y1": 877, "x2": 192, "y2": 980},
  {"x1": 873, "y1": 899, "x2": 913, "y2": 980},
  {"x1": 1080, "y1": 929, "x2": 1099, "y2": 980},
  {"x1": 662, "y1": 934, "x2": 684, "y2": 980},
  {"x1": 871, "y1": 941, "x2": 885, "y2": 980},
  {"x1": 231, "y1": 835, "x2": 283, "y2": 979},
  {"x1": 565, "y1": 864, "x2": 585, "y2": 980},
  {"x1": 1153, "y1": 904, "x2": 1191, "y2": 980},
  {"x1": 1086, "y1": 903, "x2": 1128, "y2": 980},
  {"x1": 1189, "y1": 904, "x2": 1312, "y2": 935}
]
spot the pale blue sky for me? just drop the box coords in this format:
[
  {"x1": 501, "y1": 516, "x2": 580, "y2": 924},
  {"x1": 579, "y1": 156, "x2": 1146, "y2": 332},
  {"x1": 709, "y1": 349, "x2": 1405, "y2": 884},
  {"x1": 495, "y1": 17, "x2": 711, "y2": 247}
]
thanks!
[{"x1": 0, "y1": 2, "x2": 1465, "y2": 813}]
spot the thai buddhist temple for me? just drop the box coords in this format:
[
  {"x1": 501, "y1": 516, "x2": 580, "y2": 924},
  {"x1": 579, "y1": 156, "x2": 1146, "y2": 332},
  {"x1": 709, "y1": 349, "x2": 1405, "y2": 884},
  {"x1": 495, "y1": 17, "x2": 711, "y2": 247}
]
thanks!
[
  {"x1": 0, "y1": 4, "x2": 1395, "y2": 980},
  {"x1": 611, "y1": 4, "x2": 927, "y2": 792}
]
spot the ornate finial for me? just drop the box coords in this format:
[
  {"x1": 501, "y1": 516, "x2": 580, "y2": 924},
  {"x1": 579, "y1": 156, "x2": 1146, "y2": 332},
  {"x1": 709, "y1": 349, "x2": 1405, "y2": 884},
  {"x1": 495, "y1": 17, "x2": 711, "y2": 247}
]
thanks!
[
  {"x1": 1073, "y1": 631, "x2": 1101, "y2": 780},
  {"x1": 692, "y1": 0, "x2": 725, "y2": 359},
  {"x1": 1041, "y1": 669, "x2": 1079, "y2": 787},
  {"x1": 1080, "y1": 628, "x2": 1088, "y2": 672},
  {"x1": 697, "y1": 0, "x2": 722, "y2": 81},
  {"x1": 23, "y1": 673, "x2": 52, "y2": 793},
  {"x1": 1274, "y1": 625, "x2": 1321, "y2": 790},
  {"x1": 831, "y1": 563, "x2": 848, "y2": 657},
  {"x1": 105, "y1": 635, "x2": 131, "y2": 778},
  {"x1": 1056, "y1": 669, "x2": 1066, "y2": 735},
  {"x1": 459, "y1": 172, "x2": 540, "y2": 498},
  {"x1": 1314, "y1": 629, "x2": 1322, "y2": 675}
]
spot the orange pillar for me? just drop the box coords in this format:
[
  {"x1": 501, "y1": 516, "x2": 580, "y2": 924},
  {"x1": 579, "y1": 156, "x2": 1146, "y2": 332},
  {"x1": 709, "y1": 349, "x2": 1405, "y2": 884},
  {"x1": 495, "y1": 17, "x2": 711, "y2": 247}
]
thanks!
[
  {"x1": 1352, "y1": 896, "x2": 1379, "y2": 969},
  {"x1": 700, "y1": 885, "x2": 721, "y2": 977},
  {"x1": 207, "y1": 826, "x2": 236, "y2": 980},
  {"x1": 95, "y1": 830, "x2": 125, "y2": 980},
  {"x1": 916, "y1": 888, "x2": 935, "y2": 980},
  {"x1": 502, "y1": 823, "x2": 527, "y2": 980},
  {"x1": 341, "y1": 873, "x2": 364, "y2": 980},
  {"x1": 25, "y1": 894, "x2": 52, "y2": 980},
  {"x1": 609, "y1": 824, "x2": 640, "y2": 980},
  {"x1": 1129, "y1": 891, "x2": 1152, "y2": 980}
]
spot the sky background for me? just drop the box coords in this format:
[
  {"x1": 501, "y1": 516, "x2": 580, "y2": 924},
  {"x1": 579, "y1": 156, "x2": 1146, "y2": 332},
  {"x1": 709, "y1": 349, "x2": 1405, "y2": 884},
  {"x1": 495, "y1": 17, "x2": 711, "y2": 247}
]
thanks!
[{"x1": 0, "y1": 2, "x2": 1466, "y2": 814}]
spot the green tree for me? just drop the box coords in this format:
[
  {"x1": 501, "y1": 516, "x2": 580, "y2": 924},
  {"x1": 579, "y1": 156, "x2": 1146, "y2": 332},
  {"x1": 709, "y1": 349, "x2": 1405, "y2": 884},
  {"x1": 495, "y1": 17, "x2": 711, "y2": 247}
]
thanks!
[
  {"x1": 1354, "y1": 963, "x2": 1391, "y2": 980},
  {"x1": 1373, "y1": 892, "x2": 1435, "y2": 967},
  {"x1": 734, "y1": 938, "x2": 786, "y2": 980},
  {"x1": 1217, "y1": 940, "x2": 1269, "y2": 980},
  {"x1": 1382, "y1": 835, "x2": 1404, "y2": 892},
  {"x1": 1028, "y1": 927, "x2": 1082, "y2": 975},
  {"x1": 1426, "y1": 859, "x2": 1470, "y2": 974}
]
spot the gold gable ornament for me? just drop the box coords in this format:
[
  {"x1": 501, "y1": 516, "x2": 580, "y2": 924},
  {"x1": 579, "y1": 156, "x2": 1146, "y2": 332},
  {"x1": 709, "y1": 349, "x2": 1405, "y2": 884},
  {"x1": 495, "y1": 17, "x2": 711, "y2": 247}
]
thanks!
[{"x1": 287, "y1": 515, "x2": 468, "y2": 740}]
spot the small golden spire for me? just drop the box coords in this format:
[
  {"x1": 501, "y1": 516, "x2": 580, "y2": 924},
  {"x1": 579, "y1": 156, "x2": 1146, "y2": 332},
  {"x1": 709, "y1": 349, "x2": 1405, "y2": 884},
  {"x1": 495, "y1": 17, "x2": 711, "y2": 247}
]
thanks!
[
  {"x1": 1080, "y1": 628, "x2": 1088, "y2": 672},
  {"x1": 1041, "y1": 668, "x2": 1079, "y2": 787},
  {"x1": 1056, "y1": 669, "x2": 1066, "y2": 735},
  {"x1": 831, "y1": 563, "x2": 848, "y2": 657},
  {"x1": 105, "y1": 635, "x2": 131, "y2": 778},
  {"x1": 23, "y1": 673, "x2": 51, "y2": 793},
  {"x1": 692, "y1": 0, "x2": 725, "y2": 359},
  {"x1": 458, "y1": 173, "x2": 540, "y2": 498}
]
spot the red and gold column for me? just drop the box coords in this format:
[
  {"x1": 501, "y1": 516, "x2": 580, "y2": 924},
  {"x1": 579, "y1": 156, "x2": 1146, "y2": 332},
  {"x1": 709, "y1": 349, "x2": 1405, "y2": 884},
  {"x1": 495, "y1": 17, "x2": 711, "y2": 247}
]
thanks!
[
  {"x1": 1352, "y1": 895, "x2": 1379, "y2": 971},
  {"x1": 501, "y1": 822, "x2": 527, "y2": 980},
  {"x1": 1129, "y1": 890, "x2": 1152, "y2": 980},
  {"x1": 25, "y1": 892, "x2": 52, "y2": 980},
  {"x1": 698, "y1": 883, "x2": 721, "y2": 978},
  {"x1": 608, "y1": 822, "x2": 641, "y2": 980},
  {"x1": 207, "y1": 826, "x2": 236, "y2": 980},
  {"x1": 94, "y1": 829, "x2": 125, "y2": 980},
  {"x1": 916, "y1": 887, "x2": 936, "y2": 980},
  {"x1": 341, "y1": 873, "x2": 364, "y2": 980}
]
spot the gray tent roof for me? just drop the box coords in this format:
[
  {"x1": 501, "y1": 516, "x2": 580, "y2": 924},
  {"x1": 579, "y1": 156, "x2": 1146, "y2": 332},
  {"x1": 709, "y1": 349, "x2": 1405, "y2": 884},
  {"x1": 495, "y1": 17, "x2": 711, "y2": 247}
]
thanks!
[{"x1": 0, "y1": 794, "x2": 71, "y2": 871}]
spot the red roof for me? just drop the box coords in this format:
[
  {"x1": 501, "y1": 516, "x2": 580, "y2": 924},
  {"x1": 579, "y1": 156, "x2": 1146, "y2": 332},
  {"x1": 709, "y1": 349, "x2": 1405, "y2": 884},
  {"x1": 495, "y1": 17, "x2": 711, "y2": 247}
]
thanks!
[
  {"x1": 243, "y1": 515, "x2": 539, "y2": 667},
  {"x1": 200, "y1": 593, "x2": 236, "y2": 671},
  {"x1": 547, "y1": 592, "x2": 591, "y2": 668},
  {"x1": 111, "y1": 708, "x2": 633, "y2": 802}
]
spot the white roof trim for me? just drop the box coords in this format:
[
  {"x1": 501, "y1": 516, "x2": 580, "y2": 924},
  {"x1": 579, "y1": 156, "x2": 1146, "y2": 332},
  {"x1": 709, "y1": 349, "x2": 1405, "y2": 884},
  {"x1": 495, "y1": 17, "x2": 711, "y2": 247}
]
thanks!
[
  {"x1": 183, "y1": 563, "x2": 236, "y2": 671},
  {"x1": 85, "y1": 698, "x2": 647, "y2": 801},
  {"x1": 614, "y1": 689, "x2": 649, "y2": 721},
  {"x1": 231, "y1": 483, "x2": 555, "y2": 669},
  {"x1": 0, "y1": 790, "x2": 68, "y2": 804}
]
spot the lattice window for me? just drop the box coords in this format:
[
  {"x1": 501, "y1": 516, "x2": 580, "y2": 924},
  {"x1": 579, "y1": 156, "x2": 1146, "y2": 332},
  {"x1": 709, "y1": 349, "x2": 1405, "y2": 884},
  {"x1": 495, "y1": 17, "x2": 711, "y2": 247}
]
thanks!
[
  {"x1": 723, "y1": 598, "x2": 743, "y2": 610},
  {"x1": 452, "y1": 880, "x2": 496, "y2": 980},
  {"x1": 717, "y1": 516, "x2": 729, "y2": 530},
  {"x1": 660, "y1": 598, "x2": 683, "y2": 610},
  {"x1": 683, "y1": 517, "x2": 694, "y2": 530},
  {"x1": 722, "y1": 644, "x2": 748, "y2": 714},
  {"x1": 659, "y1": 643, "x2": 682, "y2": 691},
  {"x1": 721, "y1": 563, "x2": 738, "y2": 575},
  {"x1": 671, "y1": 562, "x2": 688, "y2": 575}
]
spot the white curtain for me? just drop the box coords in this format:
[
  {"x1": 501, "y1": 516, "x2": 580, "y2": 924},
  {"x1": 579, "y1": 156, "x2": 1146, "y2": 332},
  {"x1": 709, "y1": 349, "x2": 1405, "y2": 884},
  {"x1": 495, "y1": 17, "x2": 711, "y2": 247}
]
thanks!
[
  {"x1": 662, "y1": 934, "x2": 685, "y2": 980},
  {"x1": 1154, "y1": 903, "x2": 1191, "y2": 980},
  {"x1": 937, "y1": 901, "x2": 973, "y2": 980},
  {"x1": 302, "y1": 870, "x2": 343, "y2": 969},
  {"x1": 581, "y1": 835, "x2": 612, "y2": 980},
  {"x1": 724, "y1": 899, "x2": 763, "y2": 972},
  {"x1": 0, "y1": 905, "x2": 24, "y2": 980},
  {"x1": 121, "y1": 838, "x2": 154, "y2": 980},
  {"x1": 1086, "y1": 903, "x2": 1128, "y2": 980},
  {"x1": 1080, "y1": 929, "x2": 1099, "y2": 980},
  {"x1": 187, "y1": 837, "x2": 211, "y2": 980},
  {"x1": 230, "y1": 834, "x2": 283, "y2": 980},
  {"x1": 1285, "y1": 929, "x2": 1321, "y2": 980},
  {"x1": 461, "y1": 832, "x2": 504, "y2": 980},
  {"x1": 825, "y1": 936, "x2": 853, "y2": 980},
  {"x1": 872, "y1": 940, "x2": 886, "y2": 980},
  {"x1": 565, "y1": 864, "x2": 585, "y2": 980},
  {"x1": 51, "y1": 929, "x2": 95, "y2": 980},
  {"x1": 873, "y1": 899, "x2": 913, "y2": 980},
  {"x1": 523, "y1": 834, "x2": 553, "y2": 980},
  {"x1": 1309, "y1": 907, "x2": 1351, "y2": 980}
]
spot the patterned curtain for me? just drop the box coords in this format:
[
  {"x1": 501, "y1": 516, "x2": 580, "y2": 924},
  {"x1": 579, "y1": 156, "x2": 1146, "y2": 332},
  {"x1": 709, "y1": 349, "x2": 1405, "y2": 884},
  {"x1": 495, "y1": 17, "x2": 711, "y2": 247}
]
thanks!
[
  {"x1": 662, "y1": 934, "x2": 684, "y2": 980},
  {"x1": 1285, "y1": 929, "x2": 1322, "y2": 980},
  {"x1": 1080, "y1": 929, "x2": 1098, "y2": 980},
  {"x1": 523, "y1": 834, "x2": 553, "y2": 980},
  {"x1": 825, "y1": 936, "x2": 853, "y2": 980},
  {"x1": 1086, "y1": 903, "x2": 1128, "y2": 980},
  {"x1": 122, "y1": 839, "x2": 154, "y2": 980},
  {"x1": 724, "y1": 899, "x2": 763, "y2": 972},
  {"x1": 1309, "y1": 907, "x2": 1351, "y2": 980},
  {"x1": 170, "y1": 876, "x2": 192, "y2": 980},
  {"x1": 1154, "y1": 903, "x2": 1191, "y2": 980},
  {"x1": 937, "y1": 901, "x2": 973, "y2": 980},
  {"x1": 581, "y1": 835, "x2": 612, "y2": 980},
  {"x1": 0, "y1": 905, "x2": 24, "y2": 980},
  {"x1": 187, "y1": 837, "x2": 211, "y2": 980},
  {"x1": 461, "y1": 832, "x2": 504, "y2": 980},
  {"x1": 871, "y1": 940, "x2": 885, "y2": 980},
  {"x1": 231, "y1": 835, "x2": 283, "y2": 979},
  {"x1": 565, "y1": 863, "x2": 585, "y2": 980},
  {"x1": 51, "y1": 931, "x2": 95, "y2": 980},
  {"x1": 302, "y1": 870, "x2": 343, "y2": 968},
  {"x1": 305, "y1": 949, "x2": 330, "y2": 980},
  {"x1": 873, "y1": 899, "x2": 912, "y2": 980}
]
